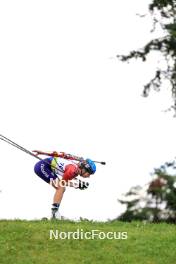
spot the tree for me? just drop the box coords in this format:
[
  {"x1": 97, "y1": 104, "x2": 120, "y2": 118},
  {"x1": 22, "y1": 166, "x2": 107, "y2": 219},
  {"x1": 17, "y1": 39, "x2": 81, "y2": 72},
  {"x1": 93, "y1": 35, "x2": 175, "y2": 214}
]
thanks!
[
  {"x1": 118, "y1": 160, "x2": 176, "y2": 222},
  {"x1": 117, "y1": 0, "x2": 176, "y2": 116}
]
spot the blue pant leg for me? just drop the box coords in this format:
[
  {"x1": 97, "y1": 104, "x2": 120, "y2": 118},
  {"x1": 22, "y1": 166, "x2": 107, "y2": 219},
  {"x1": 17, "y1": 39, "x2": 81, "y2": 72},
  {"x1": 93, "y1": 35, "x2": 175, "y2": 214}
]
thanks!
[{"x1": 34, "y1": 158, "x2": 57, "y2": 184}]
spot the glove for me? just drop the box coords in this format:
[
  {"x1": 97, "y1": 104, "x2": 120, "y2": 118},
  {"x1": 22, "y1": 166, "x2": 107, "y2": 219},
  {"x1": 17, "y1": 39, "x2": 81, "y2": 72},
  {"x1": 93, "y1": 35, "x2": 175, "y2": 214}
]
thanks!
[{"x1": 78, "y1": 180, "x2": 89, "y2": 190}]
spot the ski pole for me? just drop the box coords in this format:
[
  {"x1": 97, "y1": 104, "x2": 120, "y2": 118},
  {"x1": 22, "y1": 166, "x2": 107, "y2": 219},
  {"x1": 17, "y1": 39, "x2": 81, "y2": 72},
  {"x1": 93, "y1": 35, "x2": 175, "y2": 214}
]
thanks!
[
  {"x1": 92, "y1": 160, "x2": 106, "y2": 165},
  {"x1": 32, "y1": 150, "x2": 106, "y2": 165},
  {"x1": 0, "y1": 134, "x2": 42, "y2": 161},
  {"x1": 0, "y1": 134, "x2": 106, "y2": 165}
]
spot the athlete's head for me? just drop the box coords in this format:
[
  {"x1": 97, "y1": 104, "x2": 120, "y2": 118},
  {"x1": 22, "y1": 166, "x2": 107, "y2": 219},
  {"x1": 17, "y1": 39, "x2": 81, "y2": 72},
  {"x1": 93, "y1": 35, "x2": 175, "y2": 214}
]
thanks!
[{"x1": 79, "y1": 159, "x2": 96, "y2": 178}]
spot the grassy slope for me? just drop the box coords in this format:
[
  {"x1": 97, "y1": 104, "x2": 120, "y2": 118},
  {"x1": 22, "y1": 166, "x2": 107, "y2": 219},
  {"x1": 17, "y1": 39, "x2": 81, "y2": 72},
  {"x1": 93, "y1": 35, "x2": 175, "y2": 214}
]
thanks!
[{"x1": 0, "y1": 220, "x2": 176, "y2": 264}]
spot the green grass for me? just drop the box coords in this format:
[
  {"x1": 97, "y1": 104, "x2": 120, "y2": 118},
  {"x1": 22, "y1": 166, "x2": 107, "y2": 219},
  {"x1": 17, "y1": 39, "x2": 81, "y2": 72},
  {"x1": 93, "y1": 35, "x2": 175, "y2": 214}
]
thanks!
[{"x1": 0, "y1": 220, "x2": 176, "y2": 264}]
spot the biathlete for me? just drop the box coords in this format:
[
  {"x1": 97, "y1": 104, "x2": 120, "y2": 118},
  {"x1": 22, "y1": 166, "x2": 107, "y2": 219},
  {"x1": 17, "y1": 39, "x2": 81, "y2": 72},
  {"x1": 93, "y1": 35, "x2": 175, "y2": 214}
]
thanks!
[{"x1": 33, "y1": 150, "x2": 96, "y2": 219}]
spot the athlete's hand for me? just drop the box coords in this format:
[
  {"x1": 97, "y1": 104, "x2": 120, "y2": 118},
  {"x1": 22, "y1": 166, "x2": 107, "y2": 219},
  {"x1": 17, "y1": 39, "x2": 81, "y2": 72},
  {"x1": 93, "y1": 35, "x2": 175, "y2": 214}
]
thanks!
[{"x1": 78, "y1": 180, "x2": 89, "y2": 190}]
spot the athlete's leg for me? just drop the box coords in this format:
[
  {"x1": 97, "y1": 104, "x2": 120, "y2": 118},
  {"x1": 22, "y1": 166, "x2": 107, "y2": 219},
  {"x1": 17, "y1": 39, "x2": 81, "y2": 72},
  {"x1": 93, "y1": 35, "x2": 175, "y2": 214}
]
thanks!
[
  {"x1": 53, "y1": 185, "x2": 66, "y2": 203},
  {"x1": 51, "y1": 180, "x2": 66, "y2": 219},
  {"x1": 34, "y1": 159, "x2": 62, "y2": 219}
]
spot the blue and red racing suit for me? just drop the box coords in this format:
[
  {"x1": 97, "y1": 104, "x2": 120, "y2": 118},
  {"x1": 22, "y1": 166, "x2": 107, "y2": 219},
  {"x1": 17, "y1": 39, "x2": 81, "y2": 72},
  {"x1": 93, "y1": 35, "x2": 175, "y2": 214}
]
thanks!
[{"x1": 34, "y1": 157, "x2": 79, "y2": 184}]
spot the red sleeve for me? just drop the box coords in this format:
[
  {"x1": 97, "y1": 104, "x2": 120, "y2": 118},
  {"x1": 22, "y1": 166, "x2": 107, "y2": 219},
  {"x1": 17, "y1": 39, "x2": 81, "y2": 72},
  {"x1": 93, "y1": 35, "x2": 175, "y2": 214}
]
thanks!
[{"x1": 62, "y1": 164, "x2": 78, "y2": 181}]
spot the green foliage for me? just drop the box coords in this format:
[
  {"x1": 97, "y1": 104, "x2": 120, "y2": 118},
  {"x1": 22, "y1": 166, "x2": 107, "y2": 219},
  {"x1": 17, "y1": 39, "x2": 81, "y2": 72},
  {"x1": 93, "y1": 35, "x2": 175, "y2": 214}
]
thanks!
[
  {"x1": 117, "y1": 0, "x2": 176, "y2": 115},
  {"x1": 118, "y1": 161, "x2": 176, "y2": 223},
  {"x1": 149, "y1": 0, "x2": 176, "y2": 14}
]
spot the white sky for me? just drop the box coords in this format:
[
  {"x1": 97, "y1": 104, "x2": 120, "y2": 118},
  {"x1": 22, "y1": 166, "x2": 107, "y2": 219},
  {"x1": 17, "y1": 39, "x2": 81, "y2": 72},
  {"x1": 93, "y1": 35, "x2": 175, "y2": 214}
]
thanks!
[{"x1": 1, "y1": 0, "x2": 176, "y2": 221}]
